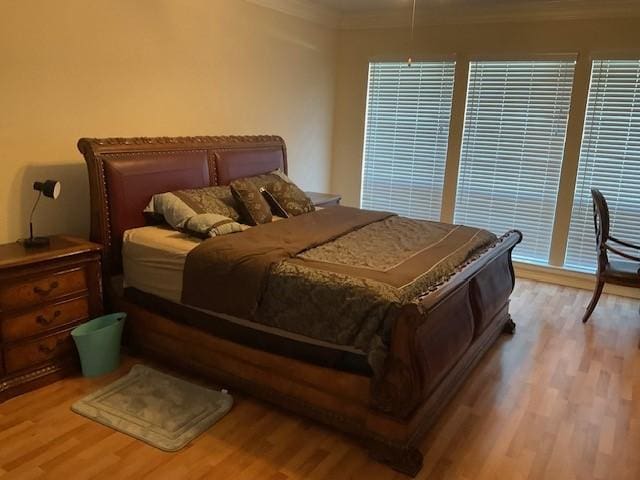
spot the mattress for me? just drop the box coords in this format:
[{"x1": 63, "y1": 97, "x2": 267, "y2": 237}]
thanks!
[
  {"x1": 122, "y1": 225, "x2": 199, "y2": 303},
  {"x1": 121, "y1": 225, "x2": 372, "y2": 375}
]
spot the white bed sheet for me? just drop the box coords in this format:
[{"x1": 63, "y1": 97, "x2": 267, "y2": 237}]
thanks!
[{"x1": 122, "y1": 225, "x2": 201, "y2": 303}]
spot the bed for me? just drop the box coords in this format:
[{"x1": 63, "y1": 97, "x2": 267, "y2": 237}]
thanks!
[{"x1": 79, "y1": 135, "x2": 522, "y2": 476}]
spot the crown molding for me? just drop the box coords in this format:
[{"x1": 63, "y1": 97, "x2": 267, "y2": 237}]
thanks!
[
  {"x1": 244, "y1": 0, "x2": 340, "y2": 28},
  {"x1": 246, "y1": 0, "x2": 640, "y2": 30},
  {"x1": 339, "y1": 0, "x2": 640, "y2": 29}
]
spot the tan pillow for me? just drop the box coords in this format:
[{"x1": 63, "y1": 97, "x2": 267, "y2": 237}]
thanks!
[
  {"x1": 183, "y1": 213, "x2": 249, "y2": 238},
  {"x1": 144, "y1": 186, "x2": 248, "y2": 238},
  {"x1": 230, "y1": 179, "x2": 273, "y2": 225},
  {"x1": 248, "y1": 171, "x2": 315, "y2": 217}
]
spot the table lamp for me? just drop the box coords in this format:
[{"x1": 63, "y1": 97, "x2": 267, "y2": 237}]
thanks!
[{"x1": 23, "y1": 180, "x2": 61, "y2": 248}]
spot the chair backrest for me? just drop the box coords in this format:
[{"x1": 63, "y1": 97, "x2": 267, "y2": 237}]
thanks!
[{"x1": 591, "y1": 188, "x2": 610, "y2": 267}]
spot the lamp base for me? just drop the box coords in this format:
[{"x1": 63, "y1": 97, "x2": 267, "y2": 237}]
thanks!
[{"x1": 22, "y1": 236, "x2": 50, "y2": 248}]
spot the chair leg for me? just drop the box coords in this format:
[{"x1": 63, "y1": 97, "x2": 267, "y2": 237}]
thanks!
[{"x1": 582, "y1": 280, "x2": 605, "y2": 323}]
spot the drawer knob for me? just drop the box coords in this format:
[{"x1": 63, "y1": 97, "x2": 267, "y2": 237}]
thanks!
[
  {"x1": 33, "y1": 281, "x2": 59, "y2": 297},
  {"x1": 38, "y1": 339, "x2": 65, "y2": 355},
  {"x1": 35, "y1": 310, "x2": 61, "y2": 326}
]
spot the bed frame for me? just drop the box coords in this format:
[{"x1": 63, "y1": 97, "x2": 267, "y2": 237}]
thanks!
[{"x1": 79, "y1": 135, "x2": 522, "y2": 476}]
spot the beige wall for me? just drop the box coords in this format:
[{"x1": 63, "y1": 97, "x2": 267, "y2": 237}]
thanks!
[
  {"x1": 331, "y1": 17, "x2": 640, "y2": 214},
  {"x1": 0, "y1": 0, "x2": 336, "y2": 244}
]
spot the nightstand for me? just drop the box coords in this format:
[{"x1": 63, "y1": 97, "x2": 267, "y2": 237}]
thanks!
[
  {"x1": 0, "y1": 236, "x2": 102, "y2": 402},
  {"x1": 306, "y1": 192, "x2": 342, "y2": 208}
]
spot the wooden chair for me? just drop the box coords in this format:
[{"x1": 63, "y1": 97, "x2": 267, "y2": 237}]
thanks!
[{"x1": 582, "y1": 188, "x2": 640, "y2": 323}]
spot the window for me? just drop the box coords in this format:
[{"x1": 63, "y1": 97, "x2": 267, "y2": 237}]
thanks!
[
  {"x1": 454, "y1": 60, "x2": 576, "y2": 263},
  {"x1": 565, "y1": 60, "x2": 640, "y2": 272},
  {"x1": 361, "y1": 61, "x2": 455, "y2": 220}
]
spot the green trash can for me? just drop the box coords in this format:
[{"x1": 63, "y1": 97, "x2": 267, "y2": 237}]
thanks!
[{"x1": 71, "y1": 312, "x2": 126, "y2": 377}]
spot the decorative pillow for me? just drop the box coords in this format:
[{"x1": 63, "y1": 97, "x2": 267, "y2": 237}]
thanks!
[
  {"x1": 145, "y1": 186, "x2": 247, "y2": 237},
  {"x1": 230, "y1": 179, "x2": 273, "y2": 225},
  {"x1": 184, "y1": 213, "x2": 249, "y2": 239},
  {"x1": 146, "y1": 186, "x2": 240, "y2": 221},
  {"x1": 248, "y1": 170, "x2": 315, "y2": 216},
  {"x1": 260, "y1": 188, "x2": 289, "y2": 218}
]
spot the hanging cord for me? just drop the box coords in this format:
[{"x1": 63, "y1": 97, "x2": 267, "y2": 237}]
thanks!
[{"x1": 408, "y1": 0, "x2": 417, "y2": 66}]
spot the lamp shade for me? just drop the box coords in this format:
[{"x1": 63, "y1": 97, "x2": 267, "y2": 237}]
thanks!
[{"x1": 33, "y1": 180, "x2": 61, "y2": 199}]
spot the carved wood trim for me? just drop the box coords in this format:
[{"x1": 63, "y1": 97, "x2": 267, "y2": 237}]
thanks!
[
  {"x1": 0, "y1": 364, "x2": 60, "y2": 392},
  {"x1": 416, "y1": 230, "x2": 522, "y2": 311},
  {"x1": 207, "y1": 151, "x2": 219, "y2": 185},
  {"x1": 0, "y1": 360, "x2": 77, "y2": 399},
  {"x1": 78, "y1": 135, "x2": 287, "y2": 154}
]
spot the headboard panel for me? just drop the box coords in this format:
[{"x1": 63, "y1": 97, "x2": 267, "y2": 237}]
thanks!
[
  {"x1": 215, "y1": 147, "x2": 287, "y2": 185},
  {"x1": 78, "y1": 135, "x2": 287, "y2": 277}
]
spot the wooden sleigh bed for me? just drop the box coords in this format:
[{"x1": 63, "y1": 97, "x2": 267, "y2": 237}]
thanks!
[{"x1": 79, "y1": 135, "x2": 522, "y2": 476}]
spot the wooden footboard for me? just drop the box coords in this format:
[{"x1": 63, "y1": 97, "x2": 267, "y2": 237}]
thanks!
[
  {"x1": 372, "y1": 230, "x2": 521, "y2": 420},
  {"x1": 363, "y1": 230, "x2": 521, "y2": 474}
]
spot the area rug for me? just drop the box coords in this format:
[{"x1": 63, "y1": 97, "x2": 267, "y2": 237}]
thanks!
[{"x1": 71, "y1": 364, "x2": 233, "y2": 451}]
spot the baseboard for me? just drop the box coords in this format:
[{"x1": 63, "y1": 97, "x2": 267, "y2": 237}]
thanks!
[{"x1": 514, "y1": 262, "x2": 640, "y2": 299}]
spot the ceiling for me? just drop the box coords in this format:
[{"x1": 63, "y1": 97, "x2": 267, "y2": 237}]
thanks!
[
  {"x1": 312, "y1": 0, "x2": 413, "y2": 12},
  {"x1": 313, "y1": 0, "x2": 630, "y2": 13},
  {"x1": 248, "y1": 0, "x2": 640, "y2": 28}
]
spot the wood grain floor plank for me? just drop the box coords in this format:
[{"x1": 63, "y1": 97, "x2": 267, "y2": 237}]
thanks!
[{"x1": 0, "y1": 279, "x2": 638, "y2": 479}]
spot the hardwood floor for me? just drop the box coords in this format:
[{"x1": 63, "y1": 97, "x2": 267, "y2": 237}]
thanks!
[{"x1": 0, "y1": 279, "x2": 639, "y2": 479}]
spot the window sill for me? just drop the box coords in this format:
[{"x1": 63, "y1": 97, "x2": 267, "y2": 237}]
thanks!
[{"x1": 514, "y1": 261, "x2": 640, "y2": 299}]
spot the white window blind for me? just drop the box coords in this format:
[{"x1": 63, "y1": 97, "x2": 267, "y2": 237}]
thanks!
[
  {"x1": 454, "y1": 60, "x2": 576, "y2": 264},
  {"x1": 361, "y1": 61, "x2": 455, "y2": 220},
  {"x1": 565, "y1": 60, "x2": 640, "y2": 272}
]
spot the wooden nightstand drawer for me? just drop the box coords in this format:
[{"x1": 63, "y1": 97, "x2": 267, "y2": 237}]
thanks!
[
  {"x1": 0, "y1": 236, "x2": 102, "y2": 402},
  {"x1": 4, "y1": 329, "x2": 76, "y2": 374},
  {"x1": 2, "y1": 297, "x2": 89, "y2": 342},
  {"x1": 0, "y1": 268, "x2": 87, "y2": 311}
]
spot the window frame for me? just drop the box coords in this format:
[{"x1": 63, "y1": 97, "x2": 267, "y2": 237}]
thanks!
[
  {"x1": 563, "y1": 57, "x2": 640, "y2": 272},
  {"x1": 453, "y1": 57, "x2": 577, "y2": 264},
  {"x1": 359, "y1": 58, "x2": 458, "y2": 221}
]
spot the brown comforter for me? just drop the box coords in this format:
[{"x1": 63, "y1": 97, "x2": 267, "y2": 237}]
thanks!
[{"x1": 182, "y1": 206, "x2": 497, "y2": 374}]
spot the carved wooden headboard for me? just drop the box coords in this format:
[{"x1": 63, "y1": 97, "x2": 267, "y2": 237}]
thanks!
[{"x1": 78, "y1": 135, "x2": 287, "y2": 277}]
